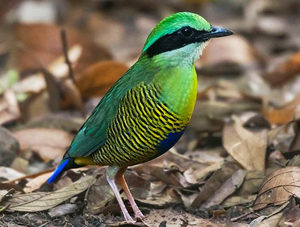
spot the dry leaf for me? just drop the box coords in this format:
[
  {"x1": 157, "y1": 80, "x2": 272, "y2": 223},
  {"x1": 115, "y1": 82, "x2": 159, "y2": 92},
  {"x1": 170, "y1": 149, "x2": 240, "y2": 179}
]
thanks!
[
  {"x1": 0, "y1": 89, "x2": 20, "y2": 125},
  {"x1": 77, "y1": 61, "x2": 128, "y2": 98},
  {"x1": 48, "y1": 203, "x2": 78, "y2": 218},
  {"x1": 142, "y1": 208, "x2": 225, "y2": 227},
  {"x1": 223, "y1": 195, "x2": 257, "y2": 207},
  {"x1": 14, "y1": 23, "x2": 112, "y2": 74},
  {"x1": 199, "y1": 35, "x2": 261, "y2": 75},
  {"x1": 24, "y1": 172, "x2": 53, "y2": 193},
  {"x1": 13, "y1": 128, "x2": 73, "y2": 161},
  {"x1": 223, "y1": 116, "x2": 267, "y2": 170},
  {"x1": 10, "y1": 157, "x2": 28, "y2": 173},
  {"x1": 13, "y1": 45, "x2": 82, "y2": 94},
  {"x1": 0, "y1": 167, "x2": 25, "y2": 181},
  {"x1": 3, "y1": 175, "x2": 95, "y2": 212},
  {"x1": 263, "y1": 52, "x2": 300, "y2": 86},
  {"x1": 201, "y1": 169, "x2": 246, "y2": 209},
  {"x1": 85, "y1": 174, "x2": 115, "y2": 214},
  {"x1": 0, "y1": 126, "x2": 19, "y2": 167},
  {"x1": 191, "y1": 162, "x2": 240, "y2": 208},
  {"x1": 264, "y1": 93, "x2": 300, "y2": 125},
  {"x1": 253, "y1": 167, "x2": 300, "y2": 210}
]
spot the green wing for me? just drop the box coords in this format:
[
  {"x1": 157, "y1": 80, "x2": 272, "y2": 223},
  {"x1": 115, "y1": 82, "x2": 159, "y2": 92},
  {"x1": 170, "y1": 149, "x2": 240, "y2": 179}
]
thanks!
[{"x1": 64, "y1": 59, "x2": 157, "y2": 158}]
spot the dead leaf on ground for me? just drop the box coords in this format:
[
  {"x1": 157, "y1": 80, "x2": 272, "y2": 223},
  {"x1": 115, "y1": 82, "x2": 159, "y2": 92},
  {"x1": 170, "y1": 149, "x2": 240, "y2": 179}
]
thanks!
[
  {"x1": 201, "y1": 169, "x2": 246, "y2": 209},
  {"x1": 223, "y1": 115, "x2": 267, "y2": 170},
  {"x1": 223, "y1": 195, "x2": 257, "y2": 207},
  {"x1": 263, "y1": 93, "x2": 300, "y2": 125},
  {"x1": 85, "y1": 173, "x2": 116, "y2": 214},
  {"x1": 263, "y1": 52, "x2": 300, "y2": 86},
  {"x1": 14, "y1": 23, "x2": 112, "y2": 74},
  {"x1": 10, "y1": 157, "x2": 28, "y2": 173},
  {"x1": 2, "y1": 175, "x2": 95, "y2": 212},
  {"x1": 279, "y1": 204, "x2": 300, "y2": 226},
  {"x1": 13, "y1": 45, "x2": 81, "y2": 94},
  {"x1": 12, "y1": 128, "x2": 73, "y2": 162},
  {"x1": 142, "y1": 208, "x2": 226, "y2": 227},
  {"x1": 77, "y1": 61, "x2": 128, "y2": 98},
  {"x1": 0, "y1": 167, "x2": 25, "y2": 181},
  {"x1": 48, "y1": 203, "x2": 78, "y2": 218},
  {"x1": 267, "y1": 121, "x2": 297, "y2": 154},
  {"x1": 0, "y1": 89, "x2": 20, "y2": 125},
  {"x1": 238, "y1": 170, "x2": 265, "y2": 195},
  {"x1": 23, "y1": 172, "x2": 53, "y2": 193},
  {"x1": 199, "y1": 35, "x2": 262, "y2": 75},
  {"x1": 253, "y1": 167, "x2": 300, "y2": 210},
  {"x1": 191, "y1": 162, "x2": 240, "y2": 208}
]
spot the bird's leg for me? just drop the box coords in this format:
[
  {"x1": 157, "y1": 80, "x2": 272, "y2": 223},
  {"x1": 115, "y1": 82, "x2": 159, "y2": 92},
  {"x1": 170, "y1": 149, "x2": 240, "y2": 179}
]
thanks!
[
  {"x1": 106, "y1": 166, "x2": 134, "y2": 222},
  {"x1": 116, "y1": 168, "x2": 145, "y2": 220}
]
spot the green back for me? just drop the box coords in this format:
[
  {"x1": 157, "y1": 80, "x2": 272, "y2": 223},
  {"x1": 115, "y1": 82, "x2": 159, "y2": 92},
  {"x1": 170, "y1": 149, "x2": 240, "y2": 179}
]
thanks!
[{"x1": 67, "y1": 59, "x2": 159, "y2": 157}]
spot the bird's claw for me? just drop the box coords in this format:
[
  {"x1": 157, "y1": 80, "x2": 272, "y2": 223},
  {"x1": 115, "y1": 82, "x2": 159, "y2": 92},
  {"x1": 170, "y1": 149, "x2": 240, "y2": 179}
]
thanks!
[{"x1": 134, "y1": 212, "x2": 145, "y2": 221}]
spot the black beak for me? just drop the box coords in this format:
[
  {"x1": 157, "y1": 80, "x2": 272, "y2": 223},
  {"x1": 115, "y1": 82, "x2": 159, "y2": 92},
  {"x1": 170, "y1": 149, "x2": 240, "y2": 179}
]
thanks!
[
  {"x1": 196, "y1": 26, "x2": 233, "y2": 42},
  {"x1": 209, "y1": 26, "x2": 233, "y2": 38}
]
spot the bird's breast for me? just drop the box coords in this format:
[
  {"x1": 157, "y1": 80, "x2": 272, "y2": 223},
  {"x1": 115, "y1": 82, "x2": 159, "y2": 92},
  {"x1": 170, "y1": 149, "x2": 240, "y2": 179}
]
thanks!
[
  {"x1": 155, "y1": 65, "x2": 198, "y2": 120},
  {"x1": 92, "y1": 82, "x2": 190, "y2": 166}
]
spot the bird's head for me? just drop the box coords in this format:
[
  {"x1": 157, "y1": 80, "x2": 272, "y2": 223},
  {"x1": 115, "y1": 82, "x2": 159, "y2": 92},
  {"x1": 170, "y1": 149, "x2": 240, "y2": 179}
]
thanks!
[{"x1": 142, "y1": 12, "x2": 233, "y2": 65}]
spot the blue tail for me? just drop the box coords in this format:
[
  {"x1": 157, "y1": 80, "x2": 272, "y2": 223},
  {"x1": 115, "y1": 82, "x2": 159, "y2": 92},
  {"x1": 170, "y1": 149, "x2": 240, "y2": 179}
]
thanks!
[{"x1": 47, "y1": 158, "x2": 70, "y2": 183}]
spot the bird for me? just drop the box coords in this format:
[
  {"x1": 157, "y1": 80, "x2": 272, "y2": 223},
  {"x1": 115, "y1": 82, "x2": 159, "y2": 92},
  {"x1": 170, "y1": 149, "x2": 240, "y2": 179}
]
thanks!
[{"x1": 48, "y1": 12, "x2": 233, "y2": 222}]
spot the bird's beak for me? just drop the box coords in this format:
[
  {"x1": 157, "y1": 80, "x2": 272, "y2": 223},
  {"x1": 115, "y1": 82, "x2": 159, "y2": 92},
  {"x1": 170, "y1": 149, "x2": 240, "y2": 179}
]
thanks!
[
  {"x1": 208, "y1": 26, "x2": 233, "y2": 38},
  {"x1": 196, "y1": 26, "x2": 233, "y2": 42}
]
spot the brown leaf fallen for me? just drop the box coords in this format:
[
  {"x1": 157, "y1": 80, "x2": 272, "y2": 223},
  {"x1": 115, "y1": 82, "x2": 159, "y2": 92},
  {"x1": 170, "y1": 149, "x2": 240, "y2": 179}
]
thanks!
[{"x1": 2, "y1": 175, "x2": 95, "y2": 212}]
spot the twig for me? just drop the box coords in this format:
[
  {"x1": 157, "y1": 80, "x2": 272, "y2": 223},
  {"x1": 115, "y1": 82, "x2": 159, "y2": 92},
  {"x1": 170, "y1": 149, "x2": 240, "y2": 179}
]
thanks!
[
  {"x1": 60, "y1": 28, "x2": 76, "y2": 84},
  {"x1": 230, "y1": 209, "x2": 255, "y2": 222}
]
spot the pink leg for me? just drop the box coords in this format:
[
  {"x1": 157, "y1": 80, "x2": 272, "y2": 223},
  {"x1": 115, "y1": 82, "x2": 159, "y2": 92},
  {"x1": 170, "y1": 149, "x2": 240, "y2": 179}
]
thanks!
[
  {"x1": 116, "y1": 170, "x2": 145, "y2": 220},
  {"x1": 106, "y1": 166, "x2": 134, "y2": 222}
]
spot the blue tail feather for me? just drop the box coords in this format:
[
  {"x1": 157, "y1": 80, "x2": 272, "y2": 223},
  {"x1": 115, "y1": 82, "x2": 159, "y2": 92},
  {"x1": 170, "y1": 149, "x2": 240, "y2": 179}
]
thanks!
[{"x1": 47, "y1": 158, "x2": 70, "y2": 183}]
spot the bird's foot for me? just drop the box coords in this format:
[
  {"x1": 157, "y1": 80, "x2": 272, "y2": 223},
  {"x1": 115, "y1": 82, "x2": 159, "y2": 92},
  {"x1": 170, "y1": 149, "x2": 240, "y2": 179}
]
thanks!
[{"x1": 134, "y1": 211, "x2": 145, "y2": 221}]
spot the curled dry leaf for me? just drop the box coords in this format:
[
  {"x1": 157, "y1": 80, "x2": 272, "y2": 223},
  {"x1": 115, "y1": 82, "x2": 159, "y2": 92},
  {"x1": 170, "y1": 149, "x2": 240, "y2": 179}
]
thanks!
[
  {"x1": 142, "y1": 208, "x2": 224, "y2": 227},
  {"x1": 263, "y1": 52, "x2": 300, "y2": 86},
  {"x1": 0, "y1": 89, "x2": 20, "y2": 125},
  {"x1": 253, "y1": 166, "x2": 300, "y2": 210},
  {"x1": 85, "y1": 174, "x2": 115, "y2": 214},
  {"x1": 3, "y1": 175, "x2": 96, "y2": 212},
  {"x1": 201, "y1": 169, "x2": 246, "y2": 209},
  {"x1": 199, "y1": 35, "x2": 261, "y2": 75},
  {"x1": 0, "y1": 167, "x2": 25, "y2": 181},
  {"x1": 14, "y1": 23, "x2": 112, "y2": 74},
  {"x1": 0, "y1": 126, "x2": 19, "y2": 167},
  {"x1": 191, "y1": 162, "x2": 240, "y2": 208},
  {"x1": 13, "y1": 45, "x2": 82, "y2": 94},
  {"x1": 23, "y1": 172, "x2": 52, "y2": 193},
  {"x1": 77, "y1": 61, "x2": 129, "y2": 98},
  {"x1": 223, "y1": 116, "x2": 267, "y2": 170},
  {"x1": 12, "y1": 128, "x2": 73, "y2": 162},
  {"x1": 48, "y1": 203, "x2": 78, "y2": 218},
  {"x1": 263, "y1": 93, "x2": 300, "y2": 125},
  {"x1": 267, "y1": 121, "x2": 296, "y2": 154}
]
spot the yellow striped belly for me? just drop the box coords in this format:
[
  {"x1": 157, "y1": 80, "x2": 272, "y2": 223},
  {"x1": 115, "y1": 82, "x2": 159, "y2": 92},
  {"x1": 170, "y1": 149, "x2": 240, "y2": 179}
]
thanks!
[{"x1": 91, "y1": 83, "x2": 189, "y2": 167}]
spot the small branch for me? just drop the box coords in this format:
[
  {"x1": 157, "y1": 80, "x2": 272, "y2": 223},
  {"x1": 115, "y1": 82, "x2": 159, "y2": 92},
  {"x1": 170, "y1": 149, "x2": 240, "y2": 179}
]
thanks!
[{"x1": 60, "y1": 28, "x2": 76, "y2": 84}]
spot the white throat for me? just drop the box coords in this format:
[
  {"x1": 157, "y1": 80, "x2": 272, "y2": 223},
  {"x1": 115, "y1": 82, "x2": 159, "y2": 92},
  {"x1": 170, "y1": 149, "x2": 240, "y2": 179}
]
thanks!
[{"x1": 156, "y1": 42, "x2": 208, "y2": 66}]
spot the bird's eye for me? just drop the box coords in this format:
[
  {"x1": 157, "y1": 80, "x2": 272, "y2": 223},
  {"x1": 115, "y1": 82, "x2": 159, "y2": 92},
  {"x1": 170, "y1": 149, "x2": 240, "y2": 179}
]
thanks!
[{"x1": 181, "y1": 27, "x2": 193, "y2": 37}]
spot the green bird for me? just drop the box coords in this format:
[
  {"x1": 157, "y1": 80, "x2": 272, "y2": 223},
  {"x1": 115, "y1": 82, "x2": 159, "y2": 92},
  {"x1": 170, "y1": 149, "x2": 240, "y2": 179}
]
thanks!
[{"x1": 48, "y1": 12, "x2": 233, "y2": 222}]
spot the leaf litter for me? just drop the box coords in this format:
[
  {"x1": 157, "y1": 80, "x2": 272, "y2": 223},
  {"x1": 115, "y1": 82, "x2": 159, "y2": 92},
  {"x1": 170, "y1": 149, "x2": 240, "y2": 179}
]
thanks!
[{"x1": 0, "y1": 0, "x2": 300, "y2": 226}]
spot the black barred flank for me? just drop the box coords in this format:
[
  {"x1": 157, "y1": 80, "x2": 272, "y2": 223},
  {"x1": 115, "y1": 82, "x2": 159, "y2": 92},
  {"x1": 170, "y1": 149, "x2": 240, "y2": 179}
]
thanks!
[{"x1": 91, "y1": 83, "x2": 188, "y2": 167}]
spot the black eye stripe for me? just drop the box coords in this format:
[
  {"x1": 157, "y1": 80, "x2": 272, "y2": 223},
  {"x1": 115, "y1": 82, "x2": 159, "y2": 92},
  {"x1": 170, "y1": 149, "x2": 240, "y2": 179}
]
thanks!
[{"x1": 146, "y1": 26, "x2": 209, "y2": 58}]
